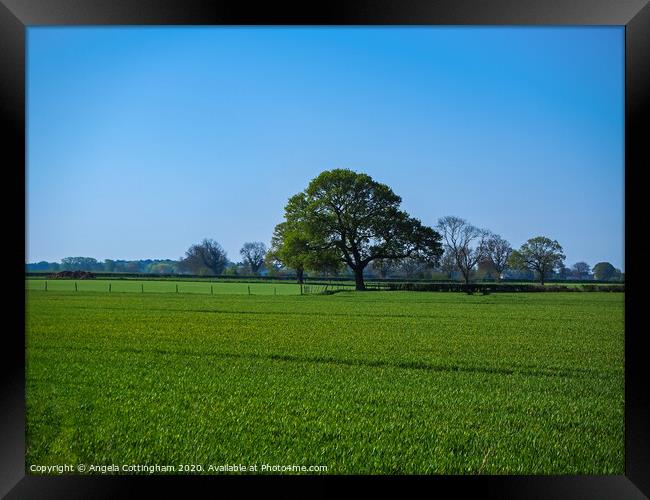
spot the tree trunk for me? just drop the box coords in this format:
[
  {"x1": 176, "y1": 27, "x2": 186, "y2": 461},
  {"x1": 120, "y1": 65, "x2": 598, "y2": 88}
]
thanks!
[
  {"x1": 354, "y1": 267, "x2": 366, "y2": 291},
  {"x1": 539, "y1": 269, "x2": 545, "y2": 285},
  {"x1": 296, "y1": 268, "x2": 304, "y2": 284}
]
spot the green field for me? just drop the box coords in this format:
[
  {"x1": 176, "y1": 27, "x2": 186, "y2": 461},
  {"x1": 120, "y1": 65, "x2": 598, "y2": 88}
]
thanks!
[
  {"x1": 26, "y1": 279, "x2": 305, "y2": 295},
  {"x1": 25, "y1": 289, "x2": 624, "y2": 474}
]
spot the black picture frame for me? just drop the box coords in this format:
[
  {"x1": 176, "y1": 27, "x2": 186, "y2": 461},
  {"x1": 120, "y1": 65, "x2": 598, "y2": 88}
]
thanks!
[{"x1": 3, "y1": 0, "x2": 648, "y2": 497}]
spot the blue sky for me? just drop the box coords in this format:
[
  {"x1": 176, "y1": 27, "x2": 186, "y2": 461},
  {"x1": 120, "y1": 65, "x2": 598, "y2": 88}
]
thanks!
[{"x1": 27, "y1": 27, "x2": 624, "y2": 269}]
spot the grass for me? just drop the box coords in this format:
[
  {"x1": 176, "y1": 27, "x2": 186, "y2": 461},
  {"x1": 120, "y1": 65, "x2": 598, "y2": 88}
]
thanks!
[
  {"x1": 25, "y1": 290, "x2": 624, "y2": 474},
  {"x1": 26, "y1": 279, "x2": 305, "y2": 295}
]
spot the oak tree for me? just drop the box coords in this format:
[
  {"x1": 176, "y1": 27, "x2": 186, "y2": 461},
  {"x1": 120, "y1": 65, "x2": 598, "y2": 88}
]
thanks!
[{"x1": 278, "y1": 169, "x2": 443, "y2": 290}]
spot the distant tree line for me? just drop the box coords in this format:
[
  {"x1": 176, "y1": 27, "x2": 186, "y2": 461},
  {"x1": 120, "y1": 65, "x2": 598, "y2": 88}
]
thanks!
[
  {"x1": 26, "y1": 169, "x2": 624, "y2": 287},
  {"x1": 27, "y1": 257, "x2": 181, "y2": 275},
  {"x1": 25, "y1": 240, "x2": 273, "y2": 277},
  {"x1": 26, "y1": 252, "x2": 623, "y2": 284}
]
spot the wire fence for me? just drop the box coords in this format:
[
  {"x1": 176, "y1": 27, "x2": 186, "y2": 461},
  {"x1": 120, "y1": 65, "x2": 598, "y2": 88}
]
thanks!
[
  {"x1": 26, "y1": 278, "x2": 624, "y2": 296},
  {"x1": 26, "y1": 279, "x2": 304, "y2": 296}
]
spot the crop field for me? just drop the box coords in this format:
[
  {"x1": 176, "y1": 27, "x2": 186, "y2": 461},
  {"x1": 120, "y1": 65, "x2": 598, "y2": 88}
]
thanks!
[{"x1": 25, "y1": 289, "x2": 624, "y2": 474}]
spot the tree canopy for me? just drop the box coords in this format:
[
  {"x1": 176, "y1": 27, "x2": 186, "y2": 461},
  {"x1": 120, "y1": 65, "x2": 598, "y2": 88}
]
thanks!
[
  {"x1": 571, "y1": 261, "x2": 592, "y2": 279},
  {"x1": 277, "y1": 169, "x2": 443, "y2": 290},
  {"x1": 508, "y1": 236, "x2": 565, "y2": 285},
  {"x1": 180, "y1": 238, "x2": 228, "y2": 276},
  {"x1": 592, "y1": 262, "x2": 620, "y2": 281},
  {"x1": 60, "y1": 257, "x2": 103, "y2": 272},
  {"x1": 267, "y1": 222, "x2": 341, "y2": 283}
]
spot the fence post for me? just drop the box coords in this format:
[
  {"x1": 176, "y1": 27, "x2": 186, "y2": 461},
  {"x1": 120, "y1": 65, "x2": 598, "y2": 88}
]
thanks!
[
  {"x1": 141, "y1": 284, "x2": 144, "y2": 293},
  {"x1": 248, "y1": 285, "x2": 251, "y2": 296},
  {"x1": 274, "y1": 287, "x2": 277, "y2": 296},
  {"x1": 44, "y1": 281, "x2": 47, "y2": 291},
  {"x1": 211, "y1": 285, "x2": 213, "y2": 295},
  {"x1": 300, "y1": 284, "x2": 303, "y2": 295},
  {"x1": 176, "y1": 284, "x2": 178, "y2": 294},
  {"x1": 109, "y1": 283, "x2": 111, "y2": 293},
  {"x1": 75, "y1": 282, "x2": 78, "y2": 292}
]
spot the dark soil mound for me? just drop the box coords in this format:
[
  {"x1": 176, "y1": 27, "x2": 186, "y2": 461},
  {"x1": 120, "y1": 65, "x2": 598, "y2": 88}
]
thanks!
[{"x1": 50, "y1": 270, "x2": 96, "y2": 279}]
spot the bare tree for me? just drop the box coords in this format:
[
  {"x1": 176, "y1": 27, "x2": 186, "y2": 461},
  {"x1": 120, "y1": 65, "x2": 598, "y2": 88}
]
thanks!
[
  {"x1": 436, "y1": 216, "x2": 490, "y2": 284},
  {"x1": 438, "y1": 246, "x2": 459, "y2": 279},
  {"x1": 240, "y1": 242, "x2": 267, "y2": 275},
  {"x1": 485, "y1": 234, "x2": 513, "y2": 278}
]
